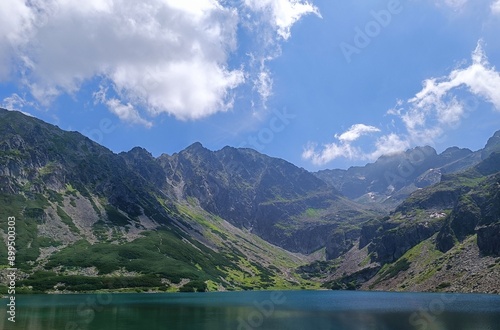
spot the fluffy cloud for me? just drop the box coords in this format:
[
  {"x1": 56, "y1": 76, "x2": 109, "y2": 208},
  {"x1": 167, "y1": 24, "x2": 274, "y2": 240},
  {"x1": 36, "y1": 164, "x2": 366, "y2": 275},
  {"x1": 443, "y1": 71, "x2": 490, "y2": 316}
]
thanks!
[
  {"x1": 106, "y1": 98, "x2": 153, "y2": 128},
  {"x1": 492, "y1": 0, "x2": 500, "y2": 14},
  {"x1": 0, "y1": 1, "x2": 32, "y2": 79},
  {"x1": 302, "y1": 124, "x2": 403, "y2": 165},
  {"x1": 244, "y1": 0, "x2": 320, "y2": 40},
  {"x1": 303, "y1": 41, "x2": 500, "y2": 167},
  {"x1": 0, "y1": 0, "x2": 319, "y2": 126},
  {"x1": 0, "y1": 0, "x2": 244, "y2": 123},
  {"x1": 1, "y1": 94, "x2": 35, "y2": 117},
  {"x1": 397, "y1": 41, "x2": 500, "y2": 144},
  {"x1": 1, "y1": 94, "x2": 33, "y2": 111},
  {"x1": 336, "y1": 124, "x2": 380, "y2": 142}
]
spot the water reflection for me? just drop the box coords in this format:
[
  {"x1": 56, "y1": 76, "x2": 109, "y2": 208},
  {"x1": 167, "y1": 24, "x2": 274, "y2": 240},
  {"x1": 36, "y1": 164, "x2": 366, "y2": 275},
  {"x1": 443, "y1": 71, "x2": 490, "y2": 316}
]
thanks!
[{"x1": 1, "y1": 291, "x2": 500, "y2": 330}]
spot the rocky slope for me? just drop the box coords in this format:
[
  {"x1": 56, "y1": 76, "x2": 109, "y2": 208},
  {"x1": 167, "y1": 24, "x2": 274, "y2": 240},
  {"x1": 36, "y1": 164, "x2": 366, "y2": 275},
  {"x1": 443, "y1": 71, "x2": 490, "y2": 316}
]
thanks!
[
  {"x1": 0, "y1": 108, "x2": 498, "y2": 294},
  {"x1": 314, "y1": 135, "x2": 500, "y2": 209},
  {"x1": 0, "y1": 108, "x2": 375, "y2": 293},
  {"x1": 317, "y1": 152, "x2": 500, "y2": 294},
  {"x1": 123, "y1": 142, "x2": 378, "y2": 254}
]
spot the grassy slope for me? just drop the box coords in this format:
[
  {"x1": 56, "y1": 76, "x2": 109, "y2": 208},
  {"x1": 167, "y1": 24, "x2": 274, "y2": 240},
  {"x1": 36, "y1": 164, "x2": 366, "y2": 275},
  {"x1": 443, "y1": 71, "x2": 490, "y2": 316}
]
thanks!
[
  {"x1": 363, "y1": 234, "x2": 500, "y2": 294},
  {"x1": 0, "y1": 188, "x2": 319, "y2": 294}
]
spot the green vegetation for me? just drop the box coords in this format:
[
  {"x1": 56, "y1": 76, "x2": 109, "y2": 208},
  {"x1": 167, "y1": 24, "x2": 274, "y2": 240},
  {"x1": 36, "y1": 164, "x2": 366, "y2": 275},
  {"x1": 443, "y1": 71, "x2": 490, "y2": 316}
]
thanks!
[
  {"x1": 38, "y1": 161, "x2": 58, "y2": 176},
  {"x1": 179, "y1": 280, "x2": 207, "y2": 292},
  {"x1": 0, "y1": 194, "x2": 58, "y2": 270},
  {"x1": 57, "y1": 206, "x2": 80, "y2": 234},
  {"x1": 105, "y1": 205, "x2": 131, "y2": 226},
  {"x1": 47, "y1": 190, "x2": 64, "y2": 205},
  {"x1": 373, "y1": 258, "x2": 410, "y2": 286},
  {"x1": 437, "y1": 282, "x2": 451, "y2": 290},
  {"x1": 92, "y1": 220, "x2": 109, "y2": 241},
  {"x1": 45, "y1": 229, "x2": 234, "y2": 284},
  {"x1": 304, "y1": 208, "x2": 320, "y2": 218},
  {"x1": 19, "y1": 271, "x2": 164, "y2": 293}
]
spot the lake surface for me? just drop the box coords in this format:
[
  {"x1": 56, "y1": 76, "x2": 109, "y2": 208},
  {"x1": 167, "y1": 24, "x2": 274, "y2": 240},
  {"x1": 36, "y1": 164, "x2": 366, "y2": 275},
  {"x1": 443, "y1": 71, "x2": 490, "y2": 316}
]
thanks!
[{"x1": 1, "y1": 290, "x2": 500, "y2": 329}]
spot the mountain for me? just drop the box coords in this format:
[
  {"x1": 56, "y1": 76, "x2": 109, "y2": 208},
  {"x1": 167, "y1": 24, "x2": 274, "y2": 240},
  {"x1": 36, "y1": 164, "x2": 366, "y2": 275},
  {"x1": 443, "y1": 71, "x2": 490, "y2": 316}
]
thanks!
[
  {"x1": 0, "y1": 108, "x2": 377, "y2": 293},
  {"x1": 0, "y1": 108, "x2": 499, "y2": 294},
  {"x1": 315, "y1": 152, "x2": 500, "y2": 293},
  {"x1": 314, "y1": 133, "x2": 500, "y2": 209}
]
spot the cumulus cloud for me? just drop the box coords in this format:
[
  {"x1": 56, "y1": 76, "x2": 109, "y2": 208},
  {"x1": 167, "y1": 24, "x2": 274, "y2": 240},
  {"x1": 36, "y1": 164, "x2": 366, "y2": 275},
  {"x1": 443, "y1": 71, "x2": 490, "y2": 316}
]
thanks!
[
  {"x1": 106, "y1": 98, "x2": 153, "y2": 128},
  {"x1": 16, "y1": 0, "x2": 244, "y2": 122},
  {"x1": 241, "y1": 0, "x2": 320, "y2": 112},
  {"x1": 396, "y1": 41, "x2": 500, "y2": 144},
  {"x1": 303, "y1": 41, "x2": 500, "y2": 167},
  {"x1": 244, "y1": 0, "x2": 321, "y2": 40},
  {"x1": 1, "y1": 94, "x2": 33, "y2": 111},
  {"x1": 492, "y1": 0, "x2": 500, "y2": 14},
  {"x1": 302, "y1": 124, "x2": 403, "y2": 165},
  {"x1": 0, "y1": 1, "x2": 32, "y2": 79},
  {"x1": 335, "y1": 124, "x2": 380, "y2": 142},
  {"x1": 0, "y1": 0, "x2": 319, "y2": 125},
  {"x1": 1, "y1": 94, "x2": 35, "y2": 117}
]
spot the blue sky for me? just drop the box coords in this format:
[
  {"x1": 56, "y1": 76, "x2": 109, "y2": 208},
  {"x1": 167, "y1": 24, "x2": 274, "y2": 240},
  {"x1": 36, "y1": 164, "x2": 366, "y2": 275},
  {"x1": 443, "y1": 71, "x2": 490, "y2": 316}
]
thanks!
[{"x1": 1, "y1": 0, "x2": 500, "y2": 170}]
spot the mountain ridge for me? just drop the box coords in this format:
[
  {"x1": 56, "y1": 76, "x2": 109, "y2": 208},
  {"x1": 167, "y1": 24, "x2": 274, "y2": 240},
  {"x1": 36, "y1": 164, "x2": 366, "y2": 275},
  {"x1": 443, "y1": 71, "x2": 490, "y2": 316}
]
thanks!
[{"x1": 1, "y1": 107, "x2": 499, "y2": 294}]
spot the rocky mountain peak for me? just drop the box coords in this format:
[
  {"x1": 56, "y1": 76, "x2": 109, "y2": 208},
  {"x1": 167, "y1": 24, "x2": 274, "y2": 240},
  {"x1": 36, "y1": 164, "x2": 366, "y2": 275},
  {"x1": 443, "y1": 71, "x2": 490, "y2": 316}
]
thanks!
[{"x1": 482, "y1": 130, "x2": 500, "y2": 159}]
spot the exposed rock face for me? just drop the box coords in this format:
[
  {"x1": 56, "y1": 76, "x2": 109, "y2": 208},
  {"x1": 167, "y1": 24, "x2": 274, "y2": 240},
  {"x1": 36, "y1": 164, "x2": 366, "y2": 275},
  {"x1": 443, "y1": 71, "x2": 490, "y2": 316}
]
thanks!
[
  {"x1": 1, "y1": 109, "x2": 378, "y2": 255},
  {"x1": 156, "y1": 144, "x2": 337, "y2": 230},
  {"x1": 126, "y1": 142, "x2": 386, "y2": 254},
  {"x1": 2, "y1": 108, "x2": 500, "y2": 294},
  {"x1": 368, "y1": 220, "x2": 443, "y2": 264},
  {"x1": 437, "y1": 197, "x2": 482, "y2": 252},
  {"x1": 477, "y1": 223, "x2": 500, "y2": 255},
  {"x1": 325, "y1": 228, "x2": 360, "y2": 259},
  {"x1": 315, "y1": 133, "x2": 500, "y2": 210},
  {"x1": 315, "y1": 146, "x2": 472, "y2": 206},
  {"x1": 482, "y1": 130, "x2": 500, "y2": 160},
  {"x1": 135, "y1": 143, "x2": 368, "y2": 253}
]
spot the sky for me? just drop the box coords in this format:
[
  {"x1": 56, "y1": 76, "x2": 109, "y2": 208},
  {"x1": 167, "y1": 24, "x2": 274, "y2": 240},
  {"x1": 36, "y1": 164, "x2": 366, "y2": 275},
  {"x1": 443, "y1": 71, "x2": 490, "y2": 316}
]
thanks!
[{"x1": 1, "y1": 0, "x2": 500, "y2": 170}]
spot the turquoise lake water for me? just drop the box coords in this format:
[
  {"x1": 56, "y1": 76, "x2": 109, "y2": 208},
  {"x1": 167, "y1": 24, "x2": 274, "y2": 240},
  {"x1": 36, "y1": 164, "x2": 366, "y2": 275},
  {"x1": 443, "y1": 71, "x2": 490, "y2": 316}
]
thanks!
[{"x1": 1, "y1": 290, "x2": 500, "y2": 329}]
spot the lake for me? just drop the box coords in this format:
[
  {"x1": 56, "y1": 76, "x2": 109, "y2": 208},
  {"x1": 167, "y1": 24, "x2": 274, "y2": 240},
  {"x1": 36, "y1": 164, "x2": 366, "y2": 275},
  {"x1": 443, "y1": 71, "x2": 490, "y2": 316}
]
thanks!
[{"x1": 1, "y1": 290, "x2": 500, "y2": 329}]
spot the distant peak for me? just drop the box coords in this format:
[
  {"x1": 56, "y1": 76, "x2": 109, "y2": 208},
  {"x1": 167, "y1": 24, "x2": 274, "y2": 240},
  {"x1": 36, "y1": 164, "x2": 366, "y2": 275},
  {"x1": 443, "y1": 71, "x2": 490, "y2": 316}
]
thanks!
[
  {"x1": 127, "y1": 146, "x2": 153, "y2": 158},
  {"x1": 183, "y1": 142, "x2": 211, "y2": 154},
  {"x1": 187, "y1": 142, "x2": 204, "y2": 149}
]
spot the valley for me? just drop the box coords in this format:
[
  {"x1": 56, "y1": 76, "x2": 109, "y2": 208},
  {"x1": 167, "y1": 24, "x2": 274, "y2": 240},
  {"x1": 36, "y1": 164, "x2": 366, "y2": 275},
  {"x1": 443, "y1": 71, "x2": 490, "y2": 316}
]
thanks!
[{"x1": 0, "y1": 108, "x2": 499, "y2": 294}]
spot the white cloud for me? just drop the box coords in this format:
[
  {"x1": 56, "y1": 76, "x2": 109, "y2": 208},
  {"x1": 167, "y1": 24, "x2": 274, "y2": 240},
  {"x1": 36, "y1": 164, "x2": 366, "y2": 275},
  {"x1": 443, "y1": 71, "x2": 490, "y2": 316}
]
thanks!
[
  {"x1": 492, "y1": 0, "x2": 500, "y2": 15},
  {"x1": 303, "y1": 41, "x2": 500, "y2": 167},
  {"x1": 400, "y1": 41, "x2": 500, "y2": 144},
  {"x1": 1, "y1": 94, "x2": 32, "y2": 111},
  {"x1": 28, "y1": 0, "x2": 243, "y2": 121},
  {"x1": 0, "y1": 1, "x2": 32, "y2": 79},
  {"x1": 369, "y1": 133, "x2": 410, "y2": 160},
  {"x1": 0, "y1": 0, "x2": 319, "y2": 125},
  {"x1": 106, "y1": 98, "x2": 153, "y2": 128},
  {"x1": 244, "y1": 0, "x2": 321, "y2": 40},
  {"x1": 302, "y1": 141, "x2": 357, "y2": 166},
  {"x1": 302, "y1": 124, "x2": 389, "y2": 165},
  {"x1": 1, "y1": 94, "x2": 35, "y2": 117},
  {"x1": 336, "y1": 124, "x2": 380, "y2": 142}
]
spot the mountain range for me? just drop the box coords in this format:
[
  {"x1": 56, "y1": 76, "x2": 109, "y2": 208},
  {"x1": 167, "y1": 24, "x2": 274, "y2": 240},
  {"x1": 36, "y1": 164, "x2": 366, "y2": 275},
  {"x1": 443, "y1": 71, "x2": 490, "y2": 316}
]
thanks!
[{"x1": 0, "y1": 108, "x2": 499, "y2": 294}]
